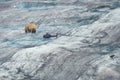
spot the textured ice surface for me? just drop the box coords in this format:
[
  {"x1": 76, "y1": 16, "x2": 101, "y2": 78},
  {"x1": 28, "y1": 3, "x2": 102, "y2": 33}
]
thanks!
[
  {"x1": 0, "y1": 0, "x2": 11, "y2": 2},
  {"x1": 0, "y1": 0, "x2": 120, "y2": 80}
]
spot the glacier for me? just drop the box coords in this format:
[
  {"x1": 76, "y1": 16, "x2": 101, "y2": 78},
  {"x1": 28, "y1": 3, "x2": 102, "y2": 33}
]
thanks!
[{"x1": 0, "y1": 0, "x2": 120, "y2": 80}]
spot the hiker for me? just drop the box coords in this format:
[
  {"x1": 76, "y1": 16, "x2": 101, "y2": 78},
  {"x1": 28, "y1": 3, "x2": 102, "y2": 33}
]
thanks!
[
  {"x1": 43, "y1": 33, "x2": 58, "y2": 38},
  {"x1": 25, "y1": 22, "x2": 36, "y2": 33}
]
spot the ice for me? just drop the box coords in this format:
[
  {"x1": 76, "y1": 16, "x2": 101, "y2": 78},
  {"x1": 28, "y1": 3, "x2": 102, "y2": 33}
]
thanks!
[
  {"x1": 0, "y1": 0, "x2": 11, "y2": 2},
  {"x1": 0, "y1": 0, "x2": 120, "y2": 80}
]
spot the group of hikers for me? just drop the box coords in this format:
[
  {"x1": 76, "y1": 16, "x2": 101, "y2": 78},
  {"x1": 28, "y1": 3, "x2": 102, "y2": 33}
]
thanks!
[{"x1": 25, "y1": 22, "x2": 58, "y2": 38}]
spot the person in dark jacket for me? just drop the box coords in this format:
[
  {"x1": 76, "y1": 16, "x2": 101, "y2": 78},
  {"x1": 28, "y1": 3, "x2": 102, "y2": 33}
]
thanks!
[{"x1": 43, "y1": 33, "x2": 58, "y2": 38}]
